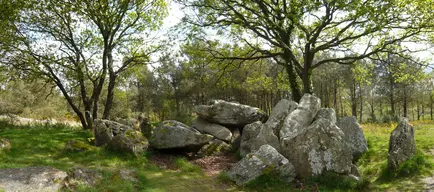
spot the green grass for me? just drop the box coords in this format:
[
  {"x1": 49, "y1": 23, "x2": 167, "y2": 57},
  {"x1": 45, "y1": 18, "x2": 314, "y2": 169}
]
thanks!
[
  {"x1": 359, "y1": 121, "x2": 434, "y2": 191},
  {"x1": 1, "y1": 120, "x2": 433, "y2": 191},
  {"x1": 0, "y1": 121, "x2": 228, "y2": 192}
]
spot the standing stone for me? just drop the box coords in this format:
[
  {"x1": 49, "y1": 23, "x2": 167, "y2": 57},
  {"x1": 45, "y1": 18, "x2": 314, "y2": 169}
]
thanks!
[
  {"x1": 194, "y1": 100, "x2": 268, "y2": 127},
  {"x1": 0, "y1": 166, "x2": 67, "y2": 192},
  {"x1": 279, "y1": 94, "x2": 321, "y2": 140},
  {"x1": 315, "y1": 108, "x2": 337, "y2": 124},
  {"x1": 281, "y1": 118, "x2": 353, "y2": 178},
  {"x1": 265, "y1": 99, "x2": 298, "y2": 135},
  {"x1": 192, "y1": 117, "x2": 232, "y2": 142},
  {"x1": 227, "y1": 145, "x2": 296, "y2": 185},
  {"x1": 388, "y1": 118, "x2": 416, "y2": 169},
  {"x1": 240, "y1": 121, "x2": 280, "y2": 157},
  {"x1": 94, "y1": 119, "x2": 132, "y2": 146},
  {"x1": 336, "y1": 116, "x2": 368, "y2": 162},
  {"x1": 149, "y1": 120, "x2": 213, "y2": 150}
]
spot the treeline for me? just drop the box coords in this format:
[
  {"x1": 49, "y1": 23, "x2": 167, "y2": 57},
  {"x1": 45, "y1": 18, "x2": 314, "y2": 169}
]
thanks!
[{"x1": 2, "y1": 40, "x2": 432, "y2": 124}]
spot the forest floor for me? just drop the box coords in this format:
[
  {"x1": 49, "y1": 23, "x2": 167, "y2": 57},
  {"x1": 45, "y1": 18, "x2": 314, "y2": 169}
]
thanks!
[{"x1": 0, "y1": 120, "x2": 433, "y2": 191}]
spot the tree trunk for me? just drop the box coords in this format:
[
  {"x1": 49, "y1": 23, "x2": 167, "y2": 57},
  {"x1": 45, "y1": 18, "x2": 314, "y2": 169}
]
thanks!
[
  {"x1": 403, "y1": 86, "x2": 407, "y2": 118},
  {"x1": 351, "y1": 82, "x2": 357, "y2": 118},
  {"x1": 284, "y1": 64, "x2": 302, "y2": 102},
  {"x1": 359, "y1": 85, "x2": 363, "y2": 122},
  {"x1": 103, "y1": 71, "x2": 117, "y2": 119}
]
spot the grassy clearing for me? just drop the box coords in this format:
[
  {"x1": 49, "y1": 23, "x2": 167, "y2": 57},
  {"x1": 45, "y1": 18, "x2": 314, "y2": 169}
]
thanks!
[
  {"x1": 0, "y1": 121, "x2": 228, "y2": 192},
  {"x1": 359, "y1": 121, "x2": 434, "y2": 191},
  {"x1": 0, "y1": 120, "x2": 433, "y2": 191}
]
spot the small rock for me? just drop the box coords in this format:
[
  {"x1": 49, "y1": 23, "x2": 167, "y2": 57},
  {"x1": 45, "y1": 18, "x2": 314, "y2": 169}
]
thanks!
[
  {"x1": 115, "y1": 169, "x2": 138, "y2": 183},
  {"x1": 0, "y1": 166, "x2": 67, "y2": 192},
  {"x1": 61, "y1": 166, "x2": 102, "y2": 191},
  {"x1": 388, "y1": 118, "x2": 416, "y2": 169},
  {"x1": 227, "y1": 145, "x2": 295, "y2": 186},
  {"x1": 0, "y1": 138, "x2": 11, "y2": 150},
  {"x1": 64, "y1": 140, "x2": 92, "y2": 152},
  {"x1": 192, "y1": 117, "x2": 232, "y2": 142}
]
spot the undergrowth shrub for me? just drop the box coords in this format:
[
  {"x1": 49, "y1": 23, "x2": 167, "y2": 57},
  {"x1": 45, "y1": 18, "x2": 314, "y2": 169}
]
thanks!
[
  {"x1": 306, "y1": 172, "x2": 369, "y2": 191},
  {"x1": 379, "y1": 151, "x2": 432, "y2": 181},
  {"x1": 244, "y1": 170, "x2": 292, "y2": 191}
]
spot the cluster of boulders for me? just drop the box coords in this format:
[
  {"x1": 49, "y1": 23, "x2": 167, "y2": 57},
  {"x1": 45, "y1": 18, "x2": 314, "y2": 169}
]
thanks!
[{"x1": 227, "y1": 94, "x2": 369, "y2": 185}]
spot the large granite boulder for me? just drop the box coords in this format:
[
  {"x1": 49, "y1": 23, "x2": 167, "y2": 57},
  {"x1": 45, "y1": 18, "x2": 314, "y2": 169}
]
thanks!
[
  {"x1": 227, "y1": 145, "x2": 295, "y2": 185},
  {"x1": 192, "y1": 117, "x2": 232, "y2": 142},
  {"x1": 0, "y1": 166, "x2": 67, "y2": 192},
  {"x1": 197, "y1": 139, "x2": 232, "y2": 157},
  {"x1": 279, "y1": 94, "x2": 321, "y2": 140},
  {"x1": 336, "y1": 116, "x2": 368, "y2": 162},
  {"x1": 94, "y1": 119, "x2": 132, "y2": 146},
  {"x1": 240, "y1": 121, "x2": 280, "y2": 157},
  {"x1": 281, "y1": 118, "x2": 353, "y2": 178},
  {"x1": 0, "y1": 138, "x2": 11, "y2": 150},
  {"x1": 149, "y1": 120, "x2": 213, "y2": 150},
  {"x1": 388, "y1": 118, "x2": 416, "y2": 169},
  {"x1": 265, "y1": 99, "x2": 298, "y2": 135},
  {"x1": 315, "y1": 108, "x2": 337, "y2": 124},
  {"x1": 109, "y1": 130, "x2": 149, "y2": 156},
  {"x1": 61, "y1": 167, "x2": 102, "y2": 191},
  {"x1": 194, "y1": 100, "x2": 268, "y2": 127}
]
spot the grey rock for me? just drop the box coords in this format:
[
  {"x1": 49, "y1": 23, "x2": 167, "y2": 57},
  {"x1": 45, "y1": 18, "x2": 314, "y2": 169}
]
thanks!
[
  {"x1": 240, "y1": 121, "x2": 280, "y2": 157},
  {"x1": 109, "y1": 130, "x2": 149, "y2": 156},
  {"x1": 230, "y1": 128, "x2": 241, "y2": 150},
  {"x1": 279, "y1": 108, "x2": 314, "y2": 140},
  {"x1": 61, "y1": 166, "x2": 102, "y2": 191},
  {"x1": 0, "y1": 166, "x2": 67, "y2": 192},
  {"x1": 388, "y1": 118, "x2": 416, "y2": 169},
  {"x1": 194, "y1": 100, "x2": 268, "y2": 127},
  {"x1": 265, "y1": 99, "x2": 298, "y2": 135},
  {"x1": 228, "y1": 145, "x2": 295, "y2": 186},
  {"x1": 94, "y1": 119, "x2": 133, "y2": 146},
  {"x1": 192, "y1": 117, "x2": 232, "y2": 142},
  {"x1": 336, "y1": 116, "x2": 368, "y2": 162},
  {"x1": 0, "y1": 138, "x2": 11, "y2": 150},
  {"x1": 279, "y1": 94, "x2": 321, "y2": 140},
  {"x1": 149, "y1": 120, "x2": 213, "y2": 150},
  {"x1": 281, "y1": 118, "x2": 352, "y2": 178},
  {"x1": 297, "y1": 93, "x2": 321, "y2": 114},
  {"x1": 315, "y1": 108, "x2": 337, "y2": 124},
  {"x1": 116, "y1": 169, "x2": 138, "y2": 183},
  {"x1": 197, "y1": 139, "x2": 232, "y2": 157}
]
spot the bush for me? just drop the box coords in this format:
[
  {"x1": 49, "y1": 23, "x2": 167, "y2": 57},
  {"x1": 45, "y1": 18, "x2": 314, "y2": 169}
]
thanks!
[
  {"x1": 306, "y1": 172, "x2": 368, "y2": 191},
  {"x1": 379, "y1": 151, "x2": 432, "y2": 180}
]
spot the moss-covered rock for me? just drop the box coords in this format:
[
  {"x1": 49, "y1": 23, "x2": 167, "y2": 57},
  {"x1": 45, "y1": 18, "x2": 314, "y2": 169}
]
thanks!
[
  {"x1": 197, "y1": 139, "x2": 232, "y2": 157},
  {"x1": 109, "y1": 130, "x2": 148, "y2": 156},
  {"x1": 61, "y1": 166, "x2": 102, "y2": 191},
  {"x1": 64, "y1": 140, "x2": 93, "y2": 152},
  {"x1": 94, "y1": 119, "x2": 132, "y2": 146}
]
